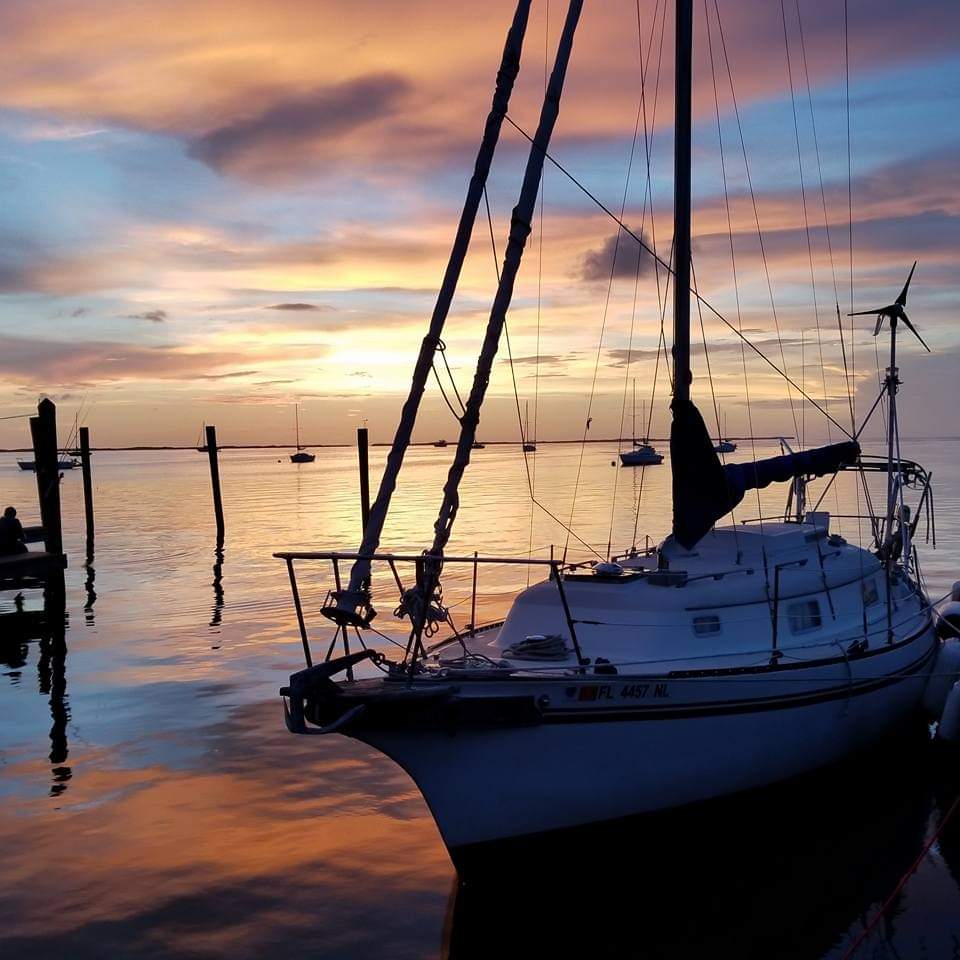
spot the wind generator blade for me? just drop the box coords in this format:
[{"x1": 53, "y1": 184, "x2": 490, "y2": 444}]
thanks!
[
  {"x1": 901, "y1": 313, "x2": 931, "y2": 352},
  {"x1": 847, "y1": 307, "x2": 889, "y2": 317},
  {"x1": 896, "y1": 260, "x2": 918, "y2": 307},
  {"x1": 874, "y1": 315, "x2": 884, "y2": 337}
]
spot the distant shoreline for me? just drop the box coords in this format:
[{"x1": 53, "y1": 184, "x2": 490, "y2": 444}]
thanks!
[{"x1": 3, "y1": 435, "x2": 957, "y2": 453}]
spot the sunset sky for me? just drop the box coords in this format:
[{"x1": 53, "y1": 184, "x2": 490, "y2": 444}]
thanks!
[{"x1": 0, "y1": 0, "x2": 957, "y2": 448}]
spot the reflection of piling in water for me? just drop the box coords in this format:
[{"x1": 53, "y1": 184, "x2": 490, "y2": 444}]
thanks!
[
  {"x1": 210, "y1": 537, "x2": 225, "y2": 631},
  {"x1": 26, "y1": 586, "x2": 71, "y2": 796},
  {"x1": 83, "y1": 554, "x2": 97, "y2": 624}
]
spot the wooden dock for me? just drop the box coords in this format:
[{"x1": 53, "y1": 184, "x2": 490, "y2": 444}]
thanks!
[{"x1": 0, "y1": 545, "x2": 67, "y2": 590}]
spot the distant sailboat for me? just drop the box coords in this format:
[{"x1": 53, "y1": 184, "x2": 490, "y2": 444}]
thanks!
[
  {"x1": 620, "y1": 382, "x2": 662, "y2": 466},
  {"x1": 290, "y1": 404, "x2": 315, "y2": 463},
  {"x1": 522, "y1": 400, "x2": 536, "y2": 452},
  {"x1": 433, "y1": 439, "x2": 448, "y2": 447},
  {"x1": 714, "y1": 414, "x2": 737, "y2": 454},
  {"x1": 17, "y1": 456, "x2": 78, "y2": 472}
]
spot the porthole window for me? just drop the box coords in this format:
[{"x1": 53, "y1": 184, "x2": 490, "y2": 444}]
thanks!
[
  {"x1": 862, "y1": 578, "x2": 879, "y2": 607},
  {"x1": 693, "y1": 615, "x2": 721, "y2": 636},
  {"x1": 788, "y1": 599, "x2": 822, "y2": 634}
]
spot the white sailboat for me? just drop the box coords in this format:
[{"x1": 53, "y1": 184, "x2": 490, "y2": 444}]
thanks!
[
  {"x1": 522, "y1": 400, "x2": 536, "y2": 453},
  {"x1": 714, "y1": 413, "x2": 736, "y2": 454},
  {"x1": 275, "y1": 0, "x2": 959, "y2": 866},
  {"x1": 289, "y1": 403, "x2": 315, "y2": 463},
  {"x1": 620, "y1": 380, "x2": 662, "y2": 466}
]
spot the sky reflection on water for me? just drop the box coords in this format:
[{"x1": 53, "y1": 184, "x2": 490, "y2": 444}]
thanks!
[{"x1": 1, "y1": 441, "x2": 959, "y2": 957}]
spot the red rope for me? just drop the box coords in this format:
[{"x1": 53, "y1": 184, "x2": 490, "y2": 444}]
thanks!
[{"x1": 842, "y1": 787, "x2": 960, "y2": 959}]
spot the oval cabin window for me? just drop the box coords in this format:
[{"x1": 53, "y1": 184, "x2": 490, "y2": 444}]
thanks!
[
  {"x1": 788, "y1": 599, "x2": 822, "y2": 634},
  {"x1": 693, "y1": 615, "x2": 721, "y2": 636}
]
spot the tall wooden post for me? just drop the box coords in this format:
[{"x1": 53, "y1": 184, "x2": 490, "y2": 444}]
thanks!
[
  {"x1": 30, "y1": 398, "x2": 63, "y2": 556},
  {"x1": 357, "y1": 427, "x2": 370, "y2": 535},
  {"x1": 205, "y1": 425, "x2": 225, "y2": 539},
  {"x1": 79, "y1": 426, "x2": 94, "y2": 547}
]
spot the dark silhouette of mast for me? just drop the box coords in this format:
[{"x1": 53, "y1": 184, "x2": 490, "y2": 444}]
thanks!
[{"x1": 673, "y1": 0, "x2": 693, "y2": 407}]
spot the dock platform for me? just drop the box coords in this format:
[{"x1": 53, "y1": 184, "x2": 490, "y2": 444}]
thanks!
[{"x1": 0, "y1": 550, "x2": 68, "y2": 590}]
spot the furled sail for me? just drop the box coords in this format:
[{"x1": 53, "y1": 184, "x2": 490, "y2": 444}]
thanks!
[{"x1": 670, "y1": 398, "x2": 860, "y2": 549}]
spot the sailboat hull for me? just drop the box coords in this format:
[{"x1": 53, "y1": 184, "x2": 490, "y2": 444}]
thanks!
[
  {"x1": 336, "y1": 623, "x2": 935, "y2": 853},
  {"x1": 619, "y1": 450, "x2": 663, "y2": 466}
]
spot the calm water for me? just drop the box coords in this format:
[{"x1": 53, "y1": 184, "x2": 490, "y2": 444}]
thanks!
[{"x1": 1, "y1": 439, "x2": 959, "y2": 958}]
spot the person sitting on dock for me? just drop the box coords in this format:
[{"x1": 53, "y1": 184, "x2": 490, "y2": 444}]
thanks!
[{"x1": 0, "y1": 506, "x2": 27, "y2": 556}]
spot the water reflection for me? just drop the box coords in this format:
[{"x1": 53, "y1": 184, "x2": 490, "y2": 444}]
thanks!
[
  {"x1": 210, "y1": 537, "x2": 225, "y2": 634},
  {"x1": 2, "y1": 444, "x2": 960, "y2": 958},
  {"x1": 443, "y1": 725, "x2": 960, "y2": 960},
  {"x1": 83, "y1": 550, "x2": 96, "y2": 624}
]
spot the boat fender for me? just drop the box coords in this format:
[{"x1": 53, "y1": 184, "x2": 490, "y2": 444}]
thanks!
[
  {"x1": 922, "y1": 637, "x2": 960, "y2": 718},
  {"x1": 936, "y1": 600, "x2": 960, "y2": 640},
  {"x1": 936, "y1": 681, "x2": 960, "y2": 744},
  {"x1": 594, "y1": 561, "x2": 624, "y2": 577},
  {"x1": 952, "y1": 581, "x2": 960, "y2": 603}
]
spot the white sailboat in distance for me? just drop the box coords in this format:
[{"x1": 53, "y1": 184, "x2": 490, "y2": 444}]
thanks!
[
  {"x1": 289, "y1": 404, "x2": 315, "y2": 463},
  {"x1": 274, "y1": 0, "x2": 960, "y2": 868}
]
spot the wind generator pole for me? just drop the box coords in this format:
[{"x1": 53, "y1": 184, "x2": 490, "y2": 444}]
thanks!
[
  {"x1": 429, "y1": 0, "x2": 584, "y2": 561},
  {"x1": 884, "y1": 318, "x2": 899, "y2": 548},
  {"x1": 672, "y1": 0, "x2": 693, "y2": 407},
  {"x1": 333, "y1": 0, "x2": 533, "y2": 620}
]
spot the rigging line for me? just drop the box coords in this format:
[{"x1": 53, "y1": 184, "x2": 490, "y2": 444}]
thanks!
[
  {"x1": 503, "y1": 114, "x2": 852, "y2": 439},
  {"x1": 484, "y1": 184, "x2": 601, "y2": 562},
  {"x1": 780, "y1": 0, "x2": 832, "y2": 443},
  {"x1": 564, "y1": 62, "x2": 646, "y2": 563},
  {"x1": 780, "y1": 0, "x2": 844, "y2": 537},
  {"x1": 712, "y1": 0, "x2": 800, "y2": 444},
  {"x1": 483, "y1": 185, "x2": 533, "y2": 494},
  {"x1": 842, "y1": 0, "x2": 865, "y2": 561},
  {"x1": 693, "y1": 256, "x2": 742, "y2": 553},
  {"x1": 794, "y1": 0, "x2": 841, "y2": 310},
  {"x1": 704, "y1": 0, "x2": 761, "y2": 527},
  {"x1": 438, "y1": 345, "x2": 466, "y2": 413},
  {"x1": 431, "y1": 363, "x2": 465, "y2": 423},
  {"x1": 632, "y1": 246, "x2": 672, "y2": 553},
  {"x1": 638, "y1": 0, "x2": 670, "y2": 435},
  {"x1": 607, "y1": 0, "x2": 656, "y2": 560},
  {"x1": 795, "y1": 0, "x2": 856, "y2": 435},
  {"x1": 529, "y1": 0, "x2": 549, "y2": 583},
  {"x1": 852, "y1": 383, "x2": 887, "y2": 442}
]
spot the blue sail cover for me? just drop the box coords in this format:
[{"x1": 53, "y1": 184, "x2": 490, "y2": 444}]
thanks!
[{"x1": 670, "y1": 399, "x2": 859, "y2": 549}]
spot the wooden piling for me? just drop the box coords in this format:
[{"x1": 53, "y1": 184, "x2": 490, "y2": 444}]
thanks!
[
  {"x1": 29, "y1": 398, "x2": 63, "y2": 556},
  {"x1": 357, "y1": 427, "x2": 370, "y2": 534},
  {"x1": 205, "y1": 425, "x2": 225, "y2": 539},
  {"x1": 79, "y1": 426, "x2": 94, "y2": 545}
]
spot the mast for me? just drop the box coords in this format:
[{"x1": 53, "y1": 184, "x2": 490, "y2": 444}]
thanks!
[
  {"x1": 672, "y1": 0, "x2": 693, "y2": 407},
  {"x1": 429, "y1": 0, "x2": 584, "y2": 561},
  {"x1": 334, "y1": 0, "x2": 534, "y2": 618},
  {"x1": 295, "y1": 403, "x2": 301, "y2": 450}
]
